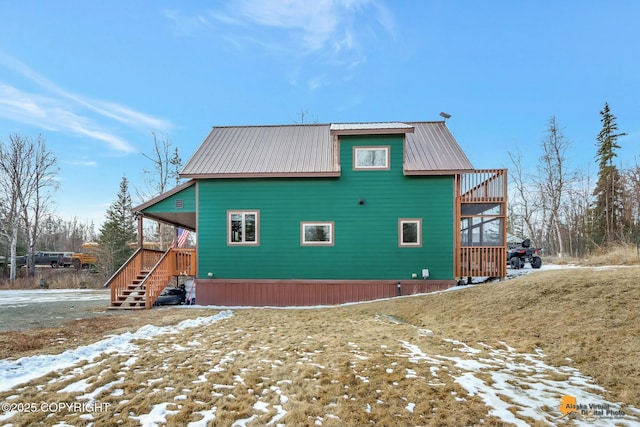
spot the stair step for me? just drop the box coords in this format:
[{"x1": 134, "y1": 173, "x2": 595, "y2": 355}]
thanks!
[
  {"x1": 108, "y1": 259, "x2": 172, "y2": 309},
  {"x1": 121, "y1": 289, "x2": 144, "y2": 295},
  {"x1": 117, "y1": 295, "x2": 143, "y2": 302}
]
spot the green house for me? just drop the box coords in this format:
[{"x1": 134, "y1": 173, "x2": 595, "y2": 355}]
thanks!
[{"x1": 114, "y1": 121, "x2": 507, "y2": 308}]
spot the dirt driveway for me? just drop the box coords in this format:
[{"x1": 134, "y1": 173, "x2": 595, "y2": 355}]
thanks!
[{"x1": 0, "y1": 289, "x2": 122, "y2": 331}]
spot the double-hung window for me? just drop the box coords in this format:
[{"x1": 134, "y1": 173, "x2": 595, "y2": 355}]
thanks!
[
  {"x1": 301, "y1": 222, "x2": 334, "y2": 246},
  {"x1": 228, "y1": 211, "x2": 259, "y2": 245},
  {"x1": 399, "y1": 218, "x2": 422, "y2": 247},
  {"x1": 353, "y1": 146, "x2": 390, "y2": 170}
]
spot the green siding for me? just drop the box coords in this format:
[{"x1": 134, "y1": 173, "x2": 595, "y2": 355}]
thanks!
[
  {"x1": 143, "y1": 185, "x2": 196, "y2": 213},
  {"x1": 197, "y1": 134, "x2": 454, "y2": 280}
]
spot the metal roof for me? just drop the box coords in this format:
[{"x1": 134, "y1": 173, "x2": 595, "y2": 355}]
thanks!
[
  {"x1": 404, "y1": 122, "x2": 474, "y2": 174},
  {"x1": 180, "y1": 121, "x2": 474, "y2": 178},
  {"x1": 181, "y1": 124, "x2": 338, "y2": 178}
]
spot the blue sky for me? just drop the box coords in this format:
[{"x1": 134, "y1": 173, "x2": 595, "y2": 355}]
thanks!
[{"x1": 1, "y1": 1, "x2": 639, "y2": 229}]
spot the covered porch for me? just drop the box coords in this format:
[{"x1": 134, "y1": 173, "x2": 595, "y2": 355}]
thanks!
[
  {"x1": 106, "y1": 180, "x2": 197, "y2": 309},
  {"x1": 106, "y1": 247, "x2": 197, "y2": 309}
]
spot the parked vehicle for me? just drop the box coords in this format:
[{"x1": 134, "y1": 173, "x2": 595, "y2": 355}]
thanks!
[
  {"x1": 16, "y1": 251, "x2": 73, "y2": 268},
  {"x1": 72, "y1": 242, "x2": 99, "y2": 269},
  {"x1": 507, "y1": 239, "x2": 542, "y2": 269},
  {"x1": 153, "y1": 285, "x2": 187, "y2": 306}
]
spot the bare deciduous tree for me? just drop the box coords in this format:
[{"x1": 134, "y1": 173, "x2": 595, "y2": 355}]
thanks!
[
  {"x1": 622, "y1": 158, "x2": 640, "y2": 243},
  {"x1": 507, "y1": 148, "x2": 538, "y2": 241},
  {"x1": 137, "y1": 132, "x2": 183, "y2": 248},
  {"x1": 538, "y1": 116, "x2": 570, "y2": 257},
  {"x1": 0, "y1": 134, "x2": 58, "y2": 279}
]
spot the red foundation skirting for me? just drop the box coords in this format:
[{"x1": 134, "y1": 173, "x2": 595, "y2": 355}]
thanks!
[{"x1": 194, "y1": 279, "x2": 456, "y2": 306}]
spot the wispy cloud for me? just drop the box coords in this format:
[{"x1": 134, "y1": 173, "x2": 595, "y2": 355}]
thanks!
[
  {"x1": 164, "y1": 0, "x2": 396, "y2": 90},
  {"x1": 64, "y1": 159, "x2": 98, "y2": 167},
  {"x1": 0, "y1": 52, "x2": 172, "y2": 153},
  {"x1": 162, "y1": 9, "x2": 215, "y2": 37}
]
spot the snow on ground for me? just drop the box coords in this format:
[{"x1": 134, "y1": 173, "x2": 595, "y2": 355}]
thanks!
[
  {"x1": 400, "y1": 340, "x2": 639, "y2": 426},
  {"x1": 0, "y1": 288, "x2": 110, "y2": 307},
  {"x1": 1, "y1": 266, "x2": 639, "y2": 426},
  {"x1": 1, "y1": 307, "x2": 639, "y2": 425},
  {"x1": 0, "y1": 310, "x2": 233, "y2": 393}
]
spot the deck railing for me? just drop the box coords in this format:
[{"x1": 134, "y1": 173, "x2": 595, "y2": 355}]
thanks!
[
  {"x1": 173, "y1": 249, "x2": 197, "y2": 276},
  {"x1": 456, "y1": 169, "x2": 508, "y2": 279},
  {"x1": 141, "y1": 248, "x2": 197, "y2": 308},
  {"x1": 106, "y1": 249, "x2": 164, "y2": 305},
  {"x1": 459, "y1": 169, "x2": 506, "y2": 203},
  {"x1": 141, "y1": 250, "x2": 172, "y2": 308},
  {"x1": 106, "y1": 248, "x2": 196, "y2": 308},
  {"x1": 458, "y1": 246, "x2": 506, "y2": 278}
]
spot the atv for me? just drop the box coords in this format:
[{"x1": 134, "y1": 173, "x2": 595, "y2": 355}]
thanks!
[{"x1": 507, "y1": 238, "x2": 542, "y2": 269}]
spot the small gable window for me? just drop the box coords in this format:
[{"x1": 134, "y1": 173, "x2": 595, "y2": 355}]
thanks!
[
  {"x1": 228, "y1": 211, "x2": 259, "y2": 245},
  {"x1": 354, "y1": 146, "x2": 390, "y2": 170},
  {"x1": 301, "y1": 222, "x2": 334, "y2": 246},
  {"x1": 399, "y1": 218, "x2": 422, "y2": 247}
]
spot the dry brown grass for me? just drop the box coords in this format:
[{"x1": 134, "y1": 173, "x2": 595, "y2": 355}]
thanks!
[
  {"x1": 584, "y1": 244, "x2": 640, "y2": 266},
  {"x1": 0, "y1": 268, "x2": 105, "y2": 290},
  {"x1": 389, "y1": 266, "x2": 640, "y2": 408},
  {"x1": 1, "y1": 266, "x2": 638, "y2": 426},
  {"x1": 0, "y1": 308, "x2": 215, "y2": 359},
  {"x1": 547, "y1": 243, "x2": 640, "y2": 266}
]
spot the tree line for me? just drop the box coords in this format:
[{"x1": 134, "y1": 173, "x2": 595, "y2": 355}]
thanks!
[
  {"x1": 0, "y1": 133, "x2": 181, "y2": 281},
  {"x1": 508, "y1": 102, "x2": 638, "y2": 257},
  {"x1": 2, "y1": 106, "x2": 635, "y2": 282}
]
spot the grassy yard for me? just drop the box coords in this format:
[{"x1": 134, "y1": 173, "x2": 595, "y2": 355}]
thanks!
[{"x1": 0, "y1": 265, "x2": 638, "y2": 426}]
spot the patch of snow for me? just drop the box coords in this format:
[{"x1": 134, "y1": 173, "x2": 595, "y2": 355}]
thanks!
[
  {"x1": 0, "y1": 310, "x2": 233, "y2": 392},
  {"x1": 253, "y1": 401, "x2": 269, "y2": 412},
  {"x1": 0, "y1": 289, "x2": 110, "y2": 306},
  {"x1": 58, "y1": 378, "x2": 91, "y2": 393},
  {"x1": 129, "y1": 402, "x2": 179, "y2": 426},
  {"x1": 78, "y1": 378, "x2": 123, "y2": 405},
  {"x1": 232, "y1": 414, "x2": 257, "y2": 426},
  {"x1": 443, "y1": 338, "x2": 482, "y2": 354},
  {"x1": 188, "y1": 407, "x2": 217, "y2": 427},
  {"x1": 400, "y1": 339, "x2": 640, "y2": 426}
]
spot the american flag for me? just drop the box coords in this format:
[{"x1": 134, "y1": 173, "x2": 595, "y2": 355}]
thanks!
[{"x1": 174, "y1": 228, "x2": 190, "y2": 248}]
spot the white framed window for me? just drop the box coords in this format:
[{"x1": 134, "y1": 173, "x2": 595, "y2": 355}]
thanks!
[
  {"x1": 353, "y1": 146, "x2": 390, "y2": 170},
  {"x1": 399, "y1": 218, "x2": 422, "y2": 247},
  {"x1": 301, "y1": 222, "x2": 334, "y2": 246},
  {"x1": 228, "y1": 210, "x2": 259, "y2": 245}
]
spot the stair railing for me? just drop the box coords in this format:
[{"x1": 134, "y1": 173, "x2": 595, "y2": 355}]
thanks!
[
  {"x1": 105, "y1": 249, "x2": 165, "y2": 306},
  {"x1": 141, "y1": 249, "x2": 174, "y2": 308}
]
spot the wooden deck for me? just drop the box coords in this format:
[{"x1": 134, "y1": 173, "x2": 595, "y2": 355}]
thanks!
[
  {"x1": 456, "y1": 169, "x2": 508, "y2": 279},
  {"x1": 106, "y1": 248, "x2": 196, "y2": 309}
]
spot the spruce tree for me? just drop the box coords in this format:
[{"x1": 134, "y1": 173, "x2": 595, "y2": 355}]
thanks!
[
  {"x1": 591, "y1": 103, "x2": 627, "y2": 245},
  {"x1": 98, "y1": 176, "x2": 137, "y2": 274}
]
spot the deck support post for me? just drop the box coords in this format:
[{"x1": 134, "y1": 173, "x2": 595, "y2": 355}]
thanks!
[{"x1": 137, "y1": 214, "x2": 144, "y2": 249}]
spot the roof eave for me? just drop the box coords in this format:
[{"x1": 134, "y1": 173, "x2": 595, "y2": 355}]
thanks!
[
  {"x1": 403, "y1": 168, "x2": 475, "y2": 176},
  {"x1": 131, "y1": 179, "x2": 195, "y2": 212},
  {"x1": 179, "y1": 171, "x2": 341, "y2": 179},
  {"x1": 330, "y1": 128, "x2": 414, "y2": 136}
]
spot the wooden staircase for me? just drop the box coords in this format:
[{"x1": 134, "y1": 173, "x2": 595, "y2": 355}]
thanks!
[
  {"x1": 105, "y1": 248, "x2": 196, "y2": 310},
  {"x1": 109, "y1": 270, "x2": 150, "y2": 309}
]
